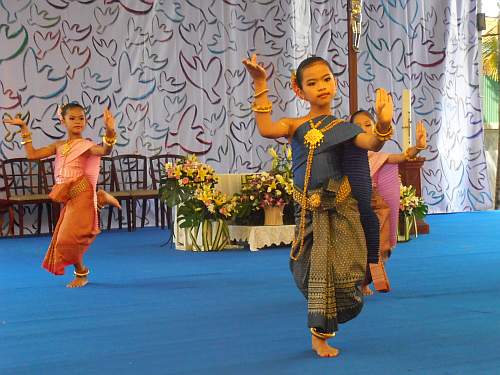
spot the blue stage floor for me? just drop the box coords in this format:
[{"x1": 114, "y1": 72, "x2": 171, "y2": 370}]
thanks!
[{"x1": 1, "y1": 211, "x2": 500, "y2": 374}]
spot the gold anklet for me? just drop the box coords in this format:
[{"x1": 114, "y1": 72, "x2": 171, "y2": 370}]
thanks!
[
  {"x1": 74, "y1": 269, "x2": 90, "y2": 278},
  {"x1": 310, "y1": 328, "x2": 336, "y2": 340}
]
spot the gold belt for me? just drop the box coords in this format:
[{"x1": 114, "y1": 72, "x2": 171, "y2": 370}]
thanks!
[
  {"x1": 68, "y1": 177, "x2": 91, "y2": 199},
  {"x1": 292, "y1": 176, "x2": 352, "y2": 210}
]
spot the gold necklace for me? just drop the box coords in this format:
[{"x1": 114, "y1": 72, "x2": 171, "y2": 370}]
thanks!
[
  {"x1": 61, "y1": 139, "x2": 75, "y2": 157},
  {"x1": 303, "y1": 116, "x2": 326, "y2": 148}
]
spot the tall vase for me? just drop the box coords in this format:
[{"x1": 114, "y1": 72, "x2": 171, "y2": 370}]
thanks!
[
  {"x1": 186, "y1": 219, "x2": 230, "y2": 251},
  {"x1": 397, "y1": 213, "x2": 411, "y2": 242},
  {"x1": 264, "y1": 205, "x2": 284, "y2": 226}
]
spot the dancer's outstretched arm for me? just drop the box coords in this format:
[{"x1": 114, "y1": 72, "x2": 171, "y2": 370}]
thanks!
[
  {"x1": 242, "y1": 54, "x2": 293, "y2": 139},
  {"x1": 386, "y1": 121, "x2": 427, "y2": 163},
  {"x1": 3, "y1": 116, "x2": 57, "y2": 160}
]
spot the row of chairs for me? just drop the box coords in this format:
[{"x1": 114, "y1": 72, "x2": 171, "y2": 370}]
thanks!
[{"x1": 0, "y1": 154, "x2": 184, "y2": 236}]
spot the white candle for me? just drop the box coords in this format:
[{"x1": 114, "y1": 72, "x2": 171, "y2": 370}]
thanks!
[{"x1": 402, "y1": 89, "x2": 412, "y2": 149}]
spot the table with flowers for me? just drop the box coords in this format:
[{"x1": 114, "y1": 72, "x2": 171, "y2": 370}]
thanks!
[{"x1": 160, "y1": 147, "x2": 295, "y2": 252}]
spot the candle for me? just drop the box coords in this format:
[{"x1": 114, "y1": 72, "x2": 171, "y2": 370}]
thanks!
[{"x1": 402, "y1": 89, "x2": 412, "y2": 149}]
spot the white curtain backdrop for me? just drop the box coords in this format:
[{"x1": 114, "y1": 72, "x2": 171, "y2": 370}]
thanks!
[{"x1": 0, "y1": 0, "x2": 491, "y2": 233}]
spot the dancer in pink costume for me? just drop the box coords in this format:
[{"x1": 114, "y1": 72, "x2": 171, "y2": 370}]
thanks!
[
  {"x1": 351, "y1": 110, "x2": 426, "y2": 295},
  {"x1": 4, "y1": 103, "x2": 121, "y2": 288}
]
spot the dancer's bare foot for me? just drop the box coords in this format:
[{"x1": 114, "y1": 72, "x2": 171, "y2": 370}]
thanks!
[
  {"x1": 311, "y1": 335, "x2": 339, "y2": 358},
  {"x1": 67, "y1": 266, "x2": 89, "y2": 288},
  {"x1": 97, "y1": 189, "x2": 121, "y2": 209},
  {"x1": 362, "y1": 284, "x2": 374, "y2": 296},
  {"x1": 66, "y1": 276, "x2": 88, "y2": 288}
]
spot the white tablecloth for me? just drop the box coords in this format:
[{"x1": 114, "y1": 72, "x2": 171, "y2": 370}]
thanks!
[{"x1": 228, "y1": 225, "x2": 295, "y2": 251}]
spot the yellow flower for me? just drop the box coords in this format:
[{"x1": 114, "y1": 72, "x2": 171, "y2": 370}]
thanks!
[
  {"x1": 198, "y1": 166, "x2": 208, "y2": 181},
  {"x1": 187, "y1": 154, "x2": 198, "y2": 162},
  {"x1": 268, "y1": 147, "x2": 278, "y2": 159},
  {"x1": 215, "y1": 194, "x2": 226, "y2": 206}
]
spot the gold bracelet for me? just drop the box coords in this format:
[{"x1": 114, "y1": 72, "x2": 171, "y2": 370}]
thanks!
[
  {"x1": 21, "y1": 131, "x2": 32, "y2": 139},
  {"x1": 21, "y1": 139, "x2": 33, "y2": 145},
  {"x1": 416, "y1": 145, "x2": 426, "y2": 150},
  {"x1": 102, "y1": 135, "x2": 117, "y2": 146},
  {"x1": 254, "y1": 88, "x2": 269, "y2": 98},
  {"x1": 310, "y1": 328, "x2": 336, "y2": 340},
  {"x1": 404, "y1": 148, "x2": 417, "y2": 161},
  {"x1": 373, "y1": 124, "x2": 393, "y2": 140},
  {"x1": 251, "y1": 101, "x2": 273, "y2": 113}
]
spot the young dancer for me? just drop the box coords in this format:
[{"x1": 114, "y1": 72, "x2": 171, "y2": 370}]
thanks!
[
  {"x1": 4, "y1": 103, "x2": 120, "y2": 288},
  {"x1": 351, "y1": 110, "x2": 427, "y2": 295},
  {"x1": 243, "y1": 54, "x2": 394, "y2": 357}
]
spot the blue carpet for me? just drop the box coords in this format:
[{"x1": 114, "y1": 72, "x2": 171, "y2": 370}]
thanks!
[{"x1": 1, "y1": 211, "x2": 500, "y2": 375}]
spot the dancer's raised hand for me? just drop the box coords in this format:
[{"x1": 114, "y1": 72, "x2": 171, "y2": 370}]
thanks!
[
  {"x1": 242, "y1": 53, "x2": 267, "y2": 82},
  {"x1": 416, "y1": 120, "x2": 427, "y2": 150},
  {"x1": 374, "y1": 88, "x2": 393, "y2": 129},
  {"x1": 103, "y1": 108, "x2": 115, "y2": 133},
  {"x1": 3, "y1": 114, "x2": 27, "y2": 128}
]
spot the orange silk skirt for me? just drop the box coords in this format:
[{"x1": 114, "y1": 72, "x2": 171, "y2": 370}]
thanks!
[
  {"x1": 371, "y1": 188, "x2": 391, "y2": 259},
  {"x1": 42, "y1": 177, "x2": 100, "y2": 275}
]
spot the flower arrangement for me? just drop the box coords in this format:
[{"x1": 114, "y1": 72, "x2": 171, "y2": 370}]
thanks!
[
  {"x1": 399, "y1": 184, "x2": 428, "y2": 219},
  {"x1": 159, "y1": 155, "x2": 236, "y2": 229},
  {"x1": 233, "y1": 145, "x2": 294, "y2": 224},
  {"x1": 159, "y1": 155, "x2": 218, "y2": 207},
  {"x1": 241, "y1": 171, "x2": 294, "y2": 209},
  {"x1": 177, "y1": 185, "x2": 238, "y2": 229}
]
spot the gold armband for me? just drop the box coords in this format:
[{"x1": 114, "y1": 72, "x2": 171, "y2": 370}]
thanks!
[
  {"x1": 416, "y1": 144, "x2": 426, "y2": 150},
  {"x1": 21, "y1": 139, "x2": 33, "y2": 145},
  {"x1": 251, "y1": 101, "x2": 273, "y2": 113}
]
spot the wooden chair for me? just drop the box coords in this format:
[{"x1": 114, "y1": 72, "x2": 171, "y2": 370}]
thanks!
[
  {"x1": 149, "y1": 154, "x2": 185, "y2": 229},
  {"x1": 96, "y1": 156, "x2": 130, "y2": 231},
  {"x1": 1, "y1": 158, "x2": 53, "y2": 236},
  {"x1": 40, "y1": 157, "x2": 60, "y2": 228},
  {"x1": 0, "y1": 161, "x2": 14, "y2": 236},
  {"x1": 113, "y1": 154, "x2": 158, "y2": 230}
]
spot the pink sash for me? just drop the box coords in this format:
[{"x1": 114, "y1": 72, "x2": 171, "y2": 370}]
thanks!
[
  {"x1": 53, "y1": 139, "x2": 101, "y2": 229},
  {"x1": 369, "y1": 152, "x2": 400, "y2": 248}
]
